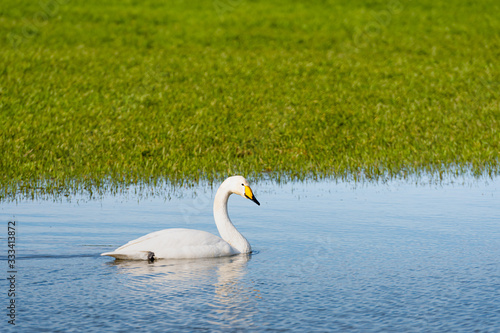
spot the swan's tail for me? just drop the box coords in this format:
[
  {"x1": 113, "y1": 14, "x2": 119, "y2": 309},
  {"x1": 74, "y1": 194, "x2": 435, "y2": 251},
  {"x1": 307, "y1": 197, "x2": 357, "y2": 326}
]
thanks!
[{"x1": 101, "y1": 251, "x2": 153, "y2": 261}]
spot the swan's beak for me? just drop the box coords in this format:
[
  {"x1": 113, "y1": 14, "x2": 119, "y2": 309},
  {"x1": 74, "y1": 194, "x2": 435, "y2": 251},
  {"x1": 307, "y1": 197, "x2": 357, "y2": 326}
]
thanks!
[{"x1": 244, "y1": 186, "x2": 260, "y2": 206}]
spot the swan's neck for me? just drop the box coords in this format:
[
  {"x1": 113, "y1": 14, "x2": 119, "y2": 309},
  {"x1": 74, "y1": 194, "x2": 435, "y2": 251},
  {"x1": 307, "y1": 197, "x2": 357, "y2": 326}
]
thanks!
[{"x1": 213, "y1": 186, "x2": 251, "y2": 254}]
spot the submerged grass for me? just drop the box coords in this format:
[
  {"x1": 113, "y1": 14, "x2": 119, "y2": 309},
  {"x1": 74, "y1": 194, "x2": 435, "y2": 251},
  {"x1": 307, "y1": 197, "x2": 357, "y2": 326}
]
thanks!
[{"x1": 1, "y1": 0, "x2": 499, "y2": 199}]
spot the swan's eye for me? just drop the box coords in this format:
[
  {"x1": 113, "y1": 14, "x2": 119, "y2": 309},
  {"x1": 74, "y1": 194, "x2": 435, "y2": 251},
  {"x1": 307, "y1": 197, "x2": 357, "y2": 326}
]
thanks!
[{"x1": 241, "y1": 183, "x2": 244, "y2": 186}]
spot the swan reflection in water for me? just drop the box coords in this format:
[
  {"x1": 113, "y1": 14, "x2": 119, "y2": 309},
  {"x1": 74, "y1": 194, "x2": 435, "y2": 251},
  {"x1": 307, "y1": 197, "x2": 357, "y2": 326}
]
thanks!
[{"x1": 106, "y1": 254, "x2": 260, "y2": 329}]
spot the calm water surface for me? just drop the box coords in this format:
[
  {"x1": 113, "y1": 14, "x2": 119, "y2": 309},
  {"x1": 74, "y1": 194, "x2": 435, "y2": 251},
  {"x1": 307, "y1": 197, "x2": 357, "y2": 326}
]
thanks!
[{"x1": 1, "y1": 176, "x2": 499, "y2": 332}]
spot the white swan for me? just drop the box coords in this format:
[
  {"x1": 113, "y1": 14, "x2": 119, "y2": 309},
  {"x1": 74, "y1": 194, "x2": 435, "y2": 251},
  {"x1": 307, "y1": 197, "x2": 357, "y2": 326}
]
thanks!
[{"x1": 101, "y1": 176, "x2": 260, "y2": 260}]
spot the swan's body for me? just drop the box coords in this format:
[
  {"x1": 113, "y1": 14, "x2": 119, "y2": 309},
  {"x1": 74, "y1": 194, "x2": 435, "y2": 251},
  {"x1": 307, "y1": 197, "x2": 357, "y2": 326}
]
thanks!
[{"x1": 101, "y1": 176, "x2": 260, "y2": 260}]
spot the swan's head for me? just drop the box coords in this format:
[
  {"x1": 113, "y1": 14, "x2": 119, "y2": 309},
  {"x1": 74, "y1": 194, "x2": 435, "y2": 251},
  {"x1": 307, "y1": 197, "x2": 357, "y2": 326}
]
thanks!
[{"x1": 225, "y1": 176, "x2": 260, "y2": 206}]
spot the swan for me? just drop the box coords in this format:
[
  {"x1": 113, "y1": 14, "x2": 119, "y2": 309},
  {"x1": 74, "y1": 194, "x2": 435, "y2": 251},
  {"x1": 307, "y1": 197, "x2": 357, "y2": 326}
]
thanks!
[{"x1": 101, "y1": 176, "x2": 260, "y2": 260}]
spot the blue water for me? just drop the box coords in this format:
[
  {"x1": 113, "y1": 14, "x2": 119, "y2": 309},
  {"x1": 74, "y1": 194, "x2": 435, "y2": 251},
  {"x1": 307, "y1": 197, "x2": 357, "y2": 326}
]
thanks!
[{"x1": 1, "y1": 176, "x2": 499, "y2": 332}]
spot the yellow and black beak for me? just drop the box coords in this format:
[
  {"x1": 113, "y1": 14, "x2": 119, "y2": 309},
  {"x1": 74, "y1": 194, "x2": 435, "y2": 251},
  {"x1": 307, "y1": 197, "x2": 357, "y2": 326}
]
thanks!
[{"x1": 244, "y1": 186, "x2": 260, "y2": 206}]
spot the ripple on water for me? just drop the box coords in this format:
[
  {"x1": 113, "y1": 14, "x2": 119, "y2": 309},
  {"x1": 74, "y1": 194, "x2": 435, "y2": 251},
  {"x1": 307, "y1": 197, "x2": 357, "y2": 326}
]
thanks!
[{"x1": 1, "y1": 176, "x2": 499, "y2": 332}]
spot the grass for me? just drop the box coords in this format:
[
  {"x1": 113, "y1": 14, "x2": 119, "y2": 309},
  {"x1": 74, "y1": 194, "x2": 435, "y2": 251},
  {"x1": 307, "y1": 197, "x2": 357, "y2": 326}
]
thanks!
[{"x1": 1, "y1": 0, "x2": 499, "y2": 199}]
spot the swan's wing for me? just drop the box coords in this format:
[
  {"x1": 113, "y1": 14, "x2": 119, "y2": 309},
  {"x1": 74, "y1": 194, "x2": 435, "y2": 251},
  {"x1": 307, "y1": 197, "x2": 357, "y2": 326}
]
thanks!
[
  {"x1": 101, "y1": 228, "x2": 237, "y2": 260},
  {"x1": 112, "y1": 229, "x2": 181, "y2": 252}
]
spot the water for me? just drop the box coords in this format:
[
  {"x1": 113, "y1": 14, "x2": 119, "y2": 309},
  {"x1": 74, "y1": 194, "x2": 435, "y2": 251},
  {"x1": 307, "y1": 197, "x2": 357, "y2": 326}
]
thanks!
[{"x1": 1, "y1": 176, "x2": 499, "y2": 332}]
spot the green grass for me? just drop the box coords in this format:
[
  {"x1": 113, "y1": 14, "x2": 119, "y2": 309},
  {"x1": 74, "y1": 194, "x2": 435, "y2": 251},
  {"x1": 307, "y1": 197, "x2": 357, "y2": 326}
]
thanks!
[{"x1": 1, "y1": 0, "x2": 499, "y2": 199}]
